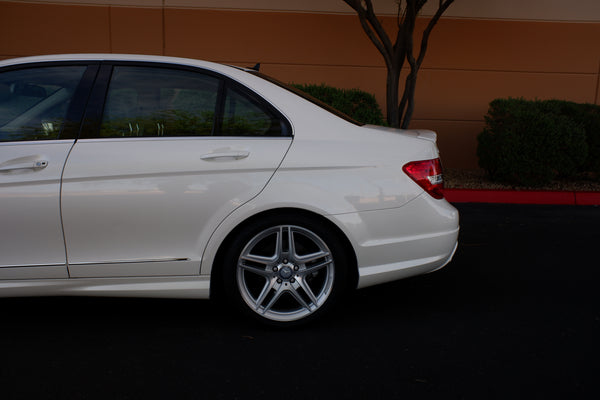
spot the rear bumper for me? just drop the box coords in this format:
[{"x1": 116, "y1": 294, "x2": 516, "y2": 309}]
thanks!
[
  {"x1": 357, "y1": 239, "x2": 458, "y2": 288},
  {"x1": 330, "y1": 194, "x2": 459, "y2": 289}
]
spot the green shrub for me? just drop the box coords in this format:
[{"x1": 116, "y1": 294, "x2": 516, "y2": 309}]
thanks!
[
  {"x1": 581, "y1": 104, "x2": 600, "y2": 175},
  {"x1": 539, "y1": 100, "x2": 600, "y2": 175},
  {"x1": 477, "y1": 98, "x2": 588, "y2": 186},
  {"x1": 289, "y1": 83, "x2": 384, "y2": 125}
]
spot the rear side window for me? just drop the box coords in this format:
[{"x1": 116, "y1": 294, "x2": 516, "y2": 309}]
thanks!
[
  {"x1": 221, "y1": 84, "x2": 287, "y2": 136},
  {"x1": 97, "y1": 65, "x2": 290, "y2": 138},
  {"x1": 0, "y1": 66, "x2": 86, "y2": 142},
  {"x1": 100, "y1": 66, "x2": 220, "y2": 137}
]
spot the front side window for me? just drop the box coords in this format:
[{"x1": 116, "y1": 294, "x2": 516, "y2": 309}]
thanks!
[
  {"x1": 100, "y1": 66, "x2": 220, "y2": 138},
  {"x1": 0, "y1": 66, "x2": 86, "y2": 142}
]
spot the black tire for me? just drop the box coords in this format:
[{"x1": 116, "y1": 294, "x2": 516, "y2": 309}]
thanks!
[{"x1": 222, "y1": 213, "x2": 349, "y2": 326}]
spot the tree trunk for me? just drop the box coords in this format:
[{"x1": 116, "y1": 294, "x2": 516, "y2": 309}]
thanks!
[
  {"x1": 386, "y1": 67, "x2": 401, "y2": 128},
  {"x1": 400, "y1": 71, "x2": 418, "y2": 129}
]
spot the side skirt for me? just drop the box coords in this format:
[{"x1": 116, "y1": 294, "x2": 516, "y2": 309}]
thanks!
[{"x1": 0, "y1": 276, "x2": 210, "y2": 298}]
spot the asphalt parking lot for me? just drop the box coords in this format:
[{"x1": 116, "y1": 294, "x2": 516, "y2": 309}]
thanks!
[{"x1": 1, "y1": 203, "x2": 598, "y2": 399}]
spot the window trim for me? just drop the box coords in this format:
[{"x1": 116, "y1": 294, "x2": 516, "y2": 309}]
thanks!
[{"x1": 80, "y1": 61, "x2": 292, "y2": 140}]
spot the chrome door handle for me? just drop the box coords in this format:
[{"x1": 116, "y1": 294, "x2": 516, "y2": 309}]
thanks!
[
  {"x1": 0, "y1": 160, "x2": 48, "y2": 172},
  {"x1": 200, "y1": 151, "x2": 250, "y2": 161}
]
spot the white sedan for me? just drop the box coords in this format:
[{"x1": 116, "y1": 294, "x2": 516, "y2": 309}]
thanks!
[{"x1": 0, "y1": 54, "x2": 459, "y2": 325}]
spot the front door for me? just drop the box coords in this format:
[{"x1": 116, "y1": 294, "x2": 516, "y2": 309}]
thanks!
[{"x1": 0, "y1": 64, "x2": 89, "y2": 279}]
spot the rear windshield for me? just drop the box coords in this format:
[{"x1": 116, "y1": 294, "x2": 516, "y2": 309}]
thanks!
[{"x1": 248, "y1": 71, "x2": 364, "y2": 126}]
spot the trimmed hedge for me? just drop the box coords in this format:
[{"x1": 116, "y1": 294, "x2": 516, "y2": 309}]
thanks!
[
  {"x1": 289, "y1": 83, "x2": 385, "y2": 125},
  {"x1": 540, "y1": 100, "x2": 600, "y2": 175},
  {"x1": 477, "y1": 98, "x2": 600, "y2": 186}
]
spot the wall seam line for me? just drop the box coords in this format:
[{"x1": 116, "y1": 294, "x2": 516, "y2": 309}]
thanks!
[
  {"x1": 595, "y1": 54, "x2": 600, "y2": 104},
  {"x1": 209, "y1": 61, "x2": 599, "y2": 76},
  {"x1": 162, "y1": 0, "x2": 166, "y2": 55},
  {"x1": 108, "y1": 5, "x2": 112, "y2": 53}
]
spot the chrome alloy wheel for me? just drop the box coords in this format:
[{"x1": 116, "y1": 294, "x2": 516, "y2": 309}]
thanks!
[{"x1": 236, "y1": 225, "x2": 335, "y2": 322}]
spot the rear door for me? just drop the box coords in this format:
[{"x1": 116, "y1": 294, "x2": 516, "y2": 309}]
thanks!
[
  {"x1": 61, "y1": 63, "x2": 292, "y2": 278},
  {"x1": 0, "y1": 63, "x2": 95, "y2": 279}
]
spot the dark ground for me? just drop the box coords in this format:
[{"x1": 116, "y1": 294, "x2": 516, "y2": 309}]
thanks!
[{"x1": 1, "y1": 204, "x2": 599, "y2": 399}]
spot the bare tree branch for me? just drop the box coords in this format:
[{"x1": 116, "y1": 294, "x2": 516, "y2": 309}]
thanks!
[
  {"x1": 416, "y1": 0, "x2": 453, "y2": 67},
  {"x1": 343, "y1": 0, "x2": 394, "y2": 68},
  {"x1": 343, "y1": 0, "x2": 453, "y2": 128},
  {"x1": 364, "y1": 0, "x2": 394, "y2": 54}
]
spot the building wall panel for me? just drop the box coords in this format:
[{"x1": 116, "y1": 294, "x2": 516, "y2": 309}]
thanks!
[
  {"x1": 423, "y1": 19, "x2": 600, "y2": 74},
  {"x1": 412, "y1": 69, "x2": 599, "y2": 121},
  {"x1": 164, "y1": 9, "x2": 379, "y2": 66},
  {"x1": 110, "y1": 7, "x2": 163, "y2": 55},
  {"x1": 412, "y1": 120, "x2": 485, "y2": 170},
  {"x1": 0, "y1": 2, "x2": 111, "y2": 56}
]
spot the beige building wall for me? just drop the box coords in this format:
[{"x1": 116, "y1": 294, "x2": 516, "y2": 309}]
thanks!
[{"x1": 1, "y1": 0, "x2": 599, "y2": 169}]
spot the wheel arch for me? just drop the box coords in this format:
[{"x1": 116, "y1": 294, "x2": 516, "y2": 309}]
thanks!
[{"x1": 208, "y1": 207, "x2": 358, "y2": 300}]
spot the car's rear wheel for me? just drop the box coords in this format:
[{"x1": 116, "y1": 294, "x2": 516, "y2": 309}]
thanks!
[{"x1": 222, "y1": 213, "x2": 349, "y2": 325}]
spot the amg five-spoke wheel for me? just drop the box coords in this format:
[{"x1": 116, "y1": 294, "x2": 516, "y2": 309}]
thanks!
[
  {"x1": 223, "y1": 214, "x2": 348, "y2": 325},
  {"x1": 238, "y1": 225, "x2": 334, "y2": 322}
]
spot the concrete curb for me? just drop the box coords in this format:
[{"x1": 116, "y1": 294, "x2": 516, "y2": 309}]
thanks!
[{"x1": 444, "y1": 188, "x2": 600, "y2": 206}]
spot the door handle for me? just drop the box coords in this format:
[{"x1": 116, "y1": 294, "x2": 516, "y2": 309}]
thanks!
[
  {"x1": 0, "y1": 160, "x2": 48, "y2": 172},
  {"x1": 200, "y1": 151, "x2": 250, "y2": 161}
]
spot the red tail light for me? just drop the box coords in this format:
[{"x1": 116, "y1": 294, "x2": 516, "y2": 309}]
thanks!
[{"x1": 403, "y1": 158, "x2": 444, "y2": 199}]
